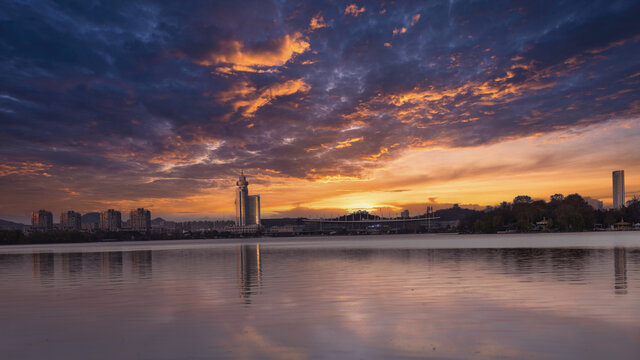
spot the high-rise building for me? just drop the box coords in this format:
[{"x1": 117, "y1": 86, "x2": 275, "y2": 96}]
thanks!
[
  {"x1": 612, "y1": 170, "x2": 625, "y2": 209},
  {"x1": 235, "y1": 172, "x2": 261, "y2": 226},
  {"x1": 401, "y1": 209, "x2": 410, "y2": 218},
  {"x1": 100, "y1": 209, "x2": 122, "y2": 231},
  {"x1": 31, "y1": 210, "x2": 53, "y2": 230},
  {"x1": 130, "y1": 208, "x2": 151, "y2": 231},
  {"x1": 60, "y1": 210, "x2": 82, "y2": 231}
]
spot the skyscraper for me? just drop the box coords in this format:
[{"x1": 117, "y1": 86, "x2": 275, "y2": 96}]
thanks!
[
  {"x1": 130, "y1": 208, "x2": 151, "y2": 231},
  {"x1": 100, "y1": 209, "x2": 122, "y2": 231},
  {"x1": 612, "y1": 170, "x2": 625, "y2": 209},
  {"x1": 31, "y1": 210, "x2": 53, "y2": 230},
  {"x1": 235, "y1": 172, "x2": 261, "y2": 226},
  {"x1": 60, "y1": 210, "x2": 82, "y2": 231}
]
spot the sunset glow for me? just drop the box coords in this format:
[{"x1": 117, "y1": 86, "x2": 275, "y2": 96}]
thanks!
[{"x1": 1, "y1": 1, "x2": 639, "y2": 222}]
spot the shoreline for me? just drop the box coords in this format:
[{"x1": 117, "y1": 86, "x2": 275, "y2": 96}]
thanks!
[{"x1": 1, "y1": 231, "x2": 639, "y2": 254}]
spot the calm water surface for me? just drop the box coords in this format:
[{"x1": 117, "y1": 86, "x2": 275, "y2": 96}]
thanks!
[{"x1": 1, "y1": 232, "x2": 639, "y2": 359}]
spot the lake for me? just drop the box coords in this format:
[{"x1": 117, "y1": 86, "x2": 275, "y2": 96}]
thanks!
[{"x1": 1, "y1": 232, "x2": 639, "y2": 359}]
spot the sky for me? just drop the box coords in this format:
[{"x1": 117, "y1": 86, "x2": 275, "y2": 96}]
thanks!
[{"x1": 1, "y1": 0, "x2": 639, "y2": 222}]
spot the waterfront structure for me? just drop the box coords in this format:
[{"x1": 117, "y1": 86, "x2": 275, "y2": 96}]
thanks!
[
  {"x1": 613, "y1": 170, "x2": 625, "y2": 209},
  {"x1": 303, "y1": 213, "x2": 439, "y2": 234},
  {"x1": 60, "y1": 210, "x2": 82, "y2": 231},
  {"x1": 235, "y1": 172, "x2": 261, "y2": 226},
  {"x1": 31, "y1": 210, "x2": 53, "y2": 230},
  {"x1": 100, "y1": 209, "x2": 122, "y2": 231},
  {"x1": 130, "y1": 208, "x2": 151, "y2": 231}
]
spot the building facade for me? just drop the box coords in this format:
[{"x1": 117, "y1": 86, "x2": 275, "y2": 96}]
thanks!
[
  {"x1": 100, "y1": 209, "x2": 122, "y2": 231},
  {"x1": 613, "y1": 170, "x2": 625, "y2": 209},
  {"x1": 584, "y1": 197, "x2": 604, "y2": 210},
  {"x1": 234, "y1": 173, "x2": 261, "y2": 226},
  {"x1": 31, "y1": 210, "x2": 53, "y2": 230},
  {"x1": 60, "y1": 210, "x2": 82, "y2": 231},
  {"x1": 130, "y1": 208, "x2": 151, "y2": 231}
]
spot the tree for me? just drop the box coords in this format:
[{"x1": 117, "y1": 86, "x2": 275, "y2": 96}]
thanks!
[
  {"x1": 550, "y1": 194, "x2": 564, "y2": 202},
  {"x1": 553, "y1": 194, "x2": 594, "y2": 231},
  {"x1": 513, "y1": 195, "x2": 533, "y2": 204}
]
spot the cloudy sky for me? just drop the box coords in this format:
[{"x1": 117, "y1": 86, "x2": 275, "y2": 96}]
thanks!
[{"x1": 1, "y1": 0, "x2": 639, "y2": 222}]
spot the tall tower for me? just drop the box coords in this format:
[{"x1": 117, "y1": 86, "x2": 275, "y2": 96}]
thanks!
[
  {"x1": 235, "y1": 172, "x2": 261, "y2": 226},
  {"x1": 612, "y1": 170, "x2": 625, "y2": 209},
  {"x1": 235, "y1": 172, "x2": 249, "y2": 226}
]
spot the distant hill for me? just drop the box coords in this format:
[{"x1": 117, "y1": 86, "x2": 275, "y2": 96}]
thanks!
[
  {"x1": 81, "y1": 212, "x2": 100, "y2": 224},
  {"x1": 152, "y1": 217, "x2": 166, "y2": 225},
  {"x1": 434, "y1": 205, "x2": 480, "y2": 221},
  {"x1": 0, "y1": 219, "x2": 25, "y2": 230}
]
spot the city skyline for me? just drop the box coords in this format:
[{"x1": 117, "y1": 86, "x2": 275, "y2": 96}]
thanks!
[
  {"x1": 1, "y1": 1, "x2": 639, "y2": 223},
  {"x1": 17, "y1": 168, "x2": 635, "y2": 226}
]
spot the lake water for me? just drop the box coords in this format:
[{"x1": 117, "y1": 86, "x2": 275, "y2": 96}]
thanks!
[{"x1": 1, "y1": 232, "x2": 639, "y2": 359}]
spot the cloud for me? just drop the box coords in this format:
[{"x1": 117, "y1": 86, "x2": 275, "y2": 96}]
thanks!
[
  {"x1": 410, "y1": 14, "x2": 421, "y2": 27},
  {"x1": 335, "y1": 137, "x2": 364, "y2": 149},
  {"x1": 1, "y1": 0, "x2": 639, "y2": 220},
  {"x1": 217, "y1": 79, "x2": 311, "y2": 117},
  {"x1": 194, "y1": 32, "x2": 310, "y2": 71},
  {"x1": 309, "y1": 13, "x2": 329, "y2": 30},
  {"x1": 345, "y1": 4, "x2": 365, "y2": 17},
  {"x1": 392, "y1": 27, "x2": 407, "y2": 36}
]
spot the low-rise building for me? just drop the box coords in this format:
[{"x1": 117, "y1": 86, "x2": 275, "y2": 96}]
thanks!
[
  {"x1": 60, "y1": 210, "x2": 82, "y2": 231},
  {"x1": 100, "y1": 209, "x2": 122, "y2": 231},
  {"x1": 31, "y1": 210, "x2": 53, "y2": 231},
  {"x1": 130, "y1": 208, "x2": 151, "y2": 232}
]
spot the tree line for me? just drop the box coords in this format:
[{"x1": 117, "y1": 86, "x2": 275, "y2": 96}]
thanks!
[{"x1": 460, "y1": 194, "x2": 640, "y2": 233}]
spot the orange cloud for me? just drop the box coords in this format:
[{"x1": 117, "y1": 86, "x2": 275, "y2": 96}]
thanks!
[
  {"x1": 195, "y1": 32, "x2": 310, "y2": 72},
  {"x1": 0, "y1": 162, "x2": 51, "y2": 177},
  {"x1": 345, "y1": 4, "x2": 365, "y2": 17},
  {"x1": 336, "y1": 137, "x2": 364, "y2": 148},
  {"x1": 392, "y1": 27, "x2": 407, "y2": 36},
  {"x1": 217, "y1": 79, "x2": 311, "y2": 117},
  {"x1": 410, "y1": 14, "x2": 421, "y2": 26},
  {"x1": 309, "y1": 13, "x2": 329, "y2": 30},
  {"x1": 345, "y1": 61, "x2": 560, "y2": 129},
  {"x1": 214, "y1": 65, "x2": 279, "y2": 74}
]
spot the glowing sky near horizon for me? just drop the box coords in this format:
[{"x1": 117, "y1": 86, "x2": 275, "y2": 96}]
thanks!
[{"x1": 1, "y1": 0, "x2": 639, "y2": 222}]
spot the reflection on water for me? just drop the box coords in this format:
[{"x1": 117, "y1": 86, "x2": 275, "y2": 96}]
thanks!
[
  {"x1": 1, "y1": 236, "x2": 639, "y2": 360},
  {"x1": 238, "y1": 244, "x2": 262, "y2": 303},
  {"x1": 615, "y1": 247, "x2": 627, "y2": 294}
]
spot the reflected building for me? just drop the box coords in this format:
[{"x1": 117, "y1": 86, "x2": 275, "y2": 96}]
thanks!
[
  {"x1": 101, "y1": 251, "x2": 123, "y2": 278},
  {"x1": 32, "y1": 253, "x2": 54, "y2": 282},
  {"x1": 130, "y1": 250, "x2": 153, "y2": 278},
  {"x1": 61, "y1": 253, "x2": 84, "y2": 277},
  {"x1": 614, "y1": 247, "x2": 627, "y2": 295},
  {"x1": 237, "y1": 244, "x2": 262, "y2": 303}
]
